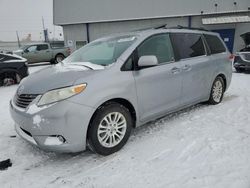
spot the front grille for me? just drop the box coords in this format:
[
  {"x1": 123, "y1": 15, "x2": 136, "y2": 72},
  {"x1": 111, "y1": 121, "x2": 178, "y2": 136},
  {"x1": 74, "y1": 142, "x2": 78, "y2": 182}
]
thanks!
[
  {"x1": 243, "y1": 53, "x2": 250, "y2": 61},
  {"x1": 15, "y1": 94, "x2": 39, "y2": 108}
]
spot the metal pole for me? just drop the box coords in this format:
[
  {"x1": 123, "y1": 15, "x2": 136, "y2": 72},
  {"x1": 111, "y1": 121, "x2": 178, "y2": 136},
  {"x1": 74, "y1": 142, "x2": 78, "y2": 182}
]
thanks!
[
  {"x1": 188, "y1": 16, "x2": 192, "y2": 28},
  {"x1": 86, "y1": 23, "x2": 90, "y2": 43},
  {"x1": 16, "y1": 31, "x2": 21, "y2": 48},
  {"x1": 42, "y1": 17, "x2": 45, "y2": 30},
  {"x1": 42, "y1": 17, "x2": 49, "y2": 42}
]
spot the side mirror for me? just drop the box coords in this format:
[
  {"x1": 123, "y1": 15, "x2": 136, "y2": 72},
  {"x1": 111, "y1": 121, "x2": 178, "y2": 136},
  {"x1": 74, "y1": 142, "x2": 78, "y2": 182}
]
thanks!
[
  {"x1": 24, "y1": 49, "x2": 29, "y2": 53},
  {"x1": 138, "y1": 55, "x2": 158, "y2": 67}
]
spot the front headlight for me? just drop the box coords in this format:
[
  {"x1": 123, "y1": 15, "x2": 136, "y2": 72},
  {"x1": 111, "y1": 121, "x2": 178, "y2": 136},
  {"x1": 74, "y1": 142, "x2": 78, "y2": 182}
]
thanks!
[{"x1": 37, "y1": 83, "x2": 87, "y2": 106}]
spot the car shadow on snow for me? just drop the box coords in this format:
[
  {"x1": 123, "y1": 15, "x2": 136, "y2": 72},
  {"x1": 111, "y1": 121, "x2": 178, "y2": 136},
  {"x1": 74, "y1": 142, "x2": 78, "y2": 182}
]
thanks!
[
  {"x1": 130, "y1": 104, "x2": 206, "y2": 139},
  {"x1": 222, "y1": 94, "x2": 238, "y2": 102},
  {"x1": 130, "y1": 93, "x2": 238, "y2": 141}
]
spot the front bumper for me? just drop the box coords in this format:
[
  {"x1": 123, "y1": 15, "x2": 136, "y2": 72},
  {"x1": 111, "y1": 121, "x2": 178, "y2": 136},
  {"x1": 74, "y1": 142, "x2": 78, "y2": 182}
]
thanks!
[
  {"x1": 10, "y1": 97, "x2": 95, "y2": 153},
  {"x1": 234, "y1": 63, "x2": 250, "y2": 70},
  {"x1": 234, "y1": 53, "x2": 250, "y2": 70}
]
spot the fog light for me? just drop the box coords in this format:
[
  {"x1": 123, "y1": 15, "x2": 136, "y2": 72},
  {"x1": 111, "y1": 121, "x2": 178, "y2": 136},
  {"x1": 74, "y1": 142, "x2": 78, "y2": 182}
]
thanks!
[
  {"x1": 44, "y1": 135, "x2": 66, "y2": 146},
  {"x1": 57, "y1": 135, "x2": 66, "y2": 143}
]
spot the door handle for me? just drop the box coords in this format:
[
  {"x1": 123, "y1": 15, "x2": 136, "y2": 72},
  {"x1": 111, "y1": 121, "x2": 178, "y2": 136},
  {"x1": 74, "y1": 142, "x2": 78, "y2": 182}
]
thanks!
[
  {"x1": 182, "y1": 64, "x2": 192, "y2": 71},
  {"x1": 171, "y1": 67, "x2": 181, "y2": 74}
]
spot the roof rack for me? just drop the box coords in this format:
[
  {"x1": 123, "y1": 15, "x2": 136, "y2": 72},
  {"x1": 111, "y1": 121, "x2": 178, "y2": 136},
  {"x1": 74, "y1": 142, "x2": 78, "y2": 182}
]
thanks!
[
  {"x1": 166, "y1": 25, "x2": 209, "y2": 31},
  {"x1": 133, "y1": 24, "x2": 167, "y2": 31},
  {"x1": 153, "y1": 24, "x2": 168, "y2": 29},
  {"x1": 133, "y1": 24, "x2": 209, "y2": 32}
]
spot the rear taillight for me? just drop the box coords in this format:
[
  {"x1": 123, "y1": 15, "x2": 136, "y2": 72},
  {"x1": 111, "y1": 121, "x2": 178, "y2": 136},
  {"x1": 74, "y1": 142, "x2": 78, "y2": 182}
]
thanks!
[
  {"x1": 229, "y1": 54, "x2": 235, "y2": 61},
  {"x1": 67, "y1": 47, "x2": 71, "y2": 55}
]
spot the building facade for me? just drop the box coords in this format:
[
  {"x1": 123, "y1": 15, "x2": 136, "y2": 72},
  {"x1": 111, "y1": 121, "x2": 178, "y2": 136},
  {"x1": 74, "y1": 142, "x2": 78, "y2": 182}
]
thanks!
[{"x1": 53, "y1": 0, "x2": 250, "y2": 52}]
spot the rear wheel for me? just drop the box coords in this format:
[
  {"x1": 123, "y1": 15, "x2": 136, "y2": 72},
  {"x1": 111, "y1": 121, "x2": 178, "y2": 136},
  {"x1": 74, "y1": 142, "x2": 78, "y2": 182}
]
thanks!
[
  {"x1": 87, "y1": 102, "x2": 132, "y2": 155},
  {"x1": 55, "y1": 54, "x2": 65, "y2": 64},
  {"x1": 208, "y1": 76, "x2": 225, "y2": 105}
]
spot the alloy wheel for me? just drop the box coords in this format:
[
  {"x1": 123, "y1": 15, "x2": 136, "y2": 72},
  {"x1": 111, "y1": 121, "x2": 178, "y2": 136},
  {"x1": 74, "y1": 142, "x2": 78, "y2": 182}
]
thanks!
[
  {"x1": 212, "y1": 80, "x2": 223, "y2": 103},
  {"x1": 97, "y1": 112, "x2": 127, "y2": 148}
]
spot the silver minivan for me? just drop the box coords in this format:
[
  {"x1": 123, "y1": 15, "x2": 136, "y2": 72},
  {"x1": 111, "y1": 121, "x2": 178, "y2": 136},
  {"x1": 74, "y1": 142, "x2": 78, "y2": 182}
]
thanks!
[{"x1": 10, "y1": 28, "x2": 232, "y2": 155}]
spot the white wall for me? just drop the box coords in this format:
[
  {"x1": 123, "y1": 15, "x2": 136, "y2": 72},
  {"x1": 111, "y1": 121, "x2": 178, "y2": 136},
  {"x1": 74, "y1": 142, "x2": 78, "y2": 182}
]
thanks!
[
  {"x1": 89, "y1": 17, "x2": 188, "y2": 41},
  {"x1": 54, "y1": 0, "x2": 250, "y2": 25},
  {"x1": 63, "y1": 16, "x2": 189, "y2": 50}
]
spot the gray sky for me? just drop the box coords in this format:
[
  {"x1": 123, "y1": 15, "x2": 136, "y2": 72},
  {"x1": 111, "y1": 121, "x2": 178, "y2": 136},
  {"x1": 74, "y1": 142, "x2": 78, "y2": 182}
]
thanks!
[{"x1": 0, "y1": 0, "x2": 63, "y2": 41}]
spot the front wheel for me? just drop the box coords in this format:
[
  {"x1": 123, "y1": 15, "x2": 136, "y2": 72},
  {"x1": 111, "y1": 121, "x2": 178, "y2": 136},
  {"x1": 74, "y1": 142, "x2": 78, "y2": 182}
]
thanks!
[
  {"x1": 208, "y1": 76, "x2": 225, "y2": 105},
  {"x1": 87, "y1": 103, "x2": 132, "y2": 155},
  {"x1": 0, "y1": 72, "x2": 22, "y2": 86}
]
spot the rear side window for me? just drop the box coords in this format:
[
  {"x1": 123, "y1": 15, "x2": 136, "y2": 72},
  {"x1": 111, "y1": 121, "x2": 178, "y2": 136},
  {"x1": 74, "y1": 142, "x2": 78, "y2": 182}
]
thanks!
[
  {"x1": 26, "y1": 45, "x2": 37, "y2": 52},
  {"x1": 37, "y1": 44, "x2": 49, "y2": 51},
  {"x1": 137, "y1": 34, "x2": 174, "y2": 64},
  {"x1": 170, "y1": 33, "x2": 205, "y2": 60},
  {"x1": 204, "y1": 34, "x2": 226, "y2": 54}
]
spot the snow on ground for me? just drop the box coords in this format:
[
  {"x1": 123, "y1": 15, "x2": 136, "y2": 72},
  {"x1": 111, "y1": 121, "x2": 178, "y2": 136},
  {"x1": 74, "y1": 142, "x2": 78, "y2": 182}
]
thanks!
[{"x1": 0, "y1": 66, "x2": 250, "y2": 188}]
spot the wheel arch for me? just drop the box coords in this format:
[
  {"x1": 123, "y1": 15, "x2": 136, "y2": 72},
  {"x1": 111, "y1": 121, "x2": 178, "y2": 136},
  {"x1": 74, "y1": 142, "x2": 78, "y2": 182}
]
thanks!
[
  {"x1": 0, "y1": 69, "x2": 20, "y2": 80},
  {"x1": 55, "y1": 53, "x2": 65, "y2": 58},
  {"x1": 0, "y1": 69, "x2": 21, "y2": 86},
  {"x1": 216, "y1": 73, "x2": 227, "y2": 91},
  {"x1": 87, "y1": 98, "x2": 137, "y2": 138},
  {"x1": 0, "y1": 68, "x2": 19, "y2": 74}
]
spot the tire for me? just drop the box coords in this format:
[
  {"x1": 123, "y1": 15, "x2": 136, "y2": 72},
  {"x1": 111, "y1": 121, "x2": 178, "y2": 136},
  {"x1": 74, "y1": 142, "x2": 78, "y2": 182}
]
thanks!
[
  {"x1": 208, "y1": 76, "x2": 225, "y2": 105},
  {"x1": 1, "y1": 72, "x2": 21, "y2": 86},
  {"x1": 55, "y1": 54, "x2": 65, "y2": 64},
  {"x1": 87, "y1": 102, "x2": 132, "y2": 155}
]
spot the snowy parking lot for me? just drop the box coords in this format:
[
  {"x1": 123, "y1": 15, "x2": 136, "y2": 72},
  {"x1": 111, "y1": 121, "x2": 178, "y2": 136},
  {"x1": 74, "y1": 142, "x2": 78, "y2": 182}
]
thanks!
[{"x1": 1, "y1": 65, "x2": 250, "y2": 188}]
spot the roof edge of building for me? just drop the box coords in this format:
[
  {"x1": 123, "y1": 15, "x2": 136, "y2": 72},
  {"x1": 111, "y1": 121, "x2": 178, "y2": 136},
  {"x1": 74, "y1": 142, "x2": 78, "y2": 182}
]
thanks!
[{"x1": 54, "y1": 10, "x2": 250, "y2": 26}]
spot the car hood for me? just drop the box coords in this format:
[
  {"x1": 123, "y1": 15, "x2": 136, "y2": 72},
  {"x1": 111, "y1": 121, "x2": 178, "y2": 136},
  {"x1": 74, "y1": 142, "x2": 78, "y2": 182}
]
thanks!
[
  {"x1": 13, "y1": 49, "x2": 23, "y2": 53},
  {"x1": 240, "y1": 32, "x2": 250, "y2": 46},
  {"x1": 18, "y1": 62, "x2": 104, "y2": 95},
  {"x1": 13, "y1": 49, "x2": 23, "y2": 56}
]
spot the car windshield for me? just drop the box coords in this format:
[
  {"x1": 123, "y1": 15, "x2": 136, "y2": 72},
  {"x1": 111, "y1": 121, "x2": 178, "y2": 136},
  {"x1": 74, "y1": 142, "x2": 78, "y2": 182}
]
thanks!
[
  {"x1": 63, "y1": 35, "x2": 137, "y2": 66},
  {"x1": 20, "y1": 45, "x2": 28, "y2": 50}
]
